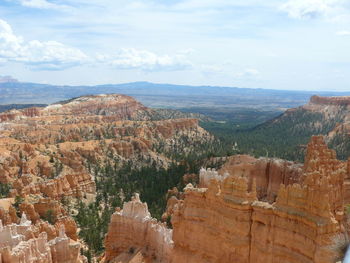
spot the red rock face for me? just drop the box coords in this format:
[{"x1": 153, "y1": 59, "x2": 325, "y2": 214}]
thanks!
[{"x1": 103, "y1": 136, "x2": 348, "y2": 263}]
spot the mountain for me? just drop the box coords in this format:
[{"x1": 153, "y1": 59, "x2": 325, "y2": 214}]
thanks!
[
  {"x1": 209, "y1": 95, "x2": 350, "y2": 161},
  {"x1": 1, "y1": 81, "x2": 350, "y2": 110},
  {"x1": 0, "y1": 75, "x2": 18, "y2": 83},
  {"x1": 3, "y1": 80, "x2": 350, "y2": 126}
]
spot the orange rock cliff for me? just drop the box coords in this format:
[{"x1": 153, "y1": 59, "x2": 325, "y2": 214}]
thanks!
[{"x1": 104, "y1": 136, "x2": 348, "y2": 263}]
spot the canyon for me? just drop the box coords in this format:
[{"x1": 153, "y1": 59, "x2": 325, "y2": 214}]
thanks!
[
  {"x1": 1, "y1": 94, "x2": 350, "y2": 262},
  {"x1": 103, "y1": 135, "x2": 348, "y2": 263},
  {"x1": 0, "y1": 94, "x2": 211, "y2": 195},
  {"x1": 0, "y1": 94, "x2": 212, "y2": 262}
]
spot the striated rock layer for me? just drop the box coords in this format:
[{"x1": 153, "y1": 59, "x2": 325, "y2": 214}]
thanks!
[{"x1": 104, "y1": 136, "x2": 347, "y2": 263}]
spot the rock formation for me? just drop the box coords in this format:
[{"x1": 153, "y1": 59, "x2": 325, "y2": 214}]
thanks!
[
  {"x1": 0, "y1": 94, "x2": 214, "y2": 263},
  {"x1": 104, "y1": 136, "x2": 348, "y2": 263},
  {"x1": 0, "y1": 213, "x2": 84, "y2": 263},
  {"x1": 172, "y1": 136, "x2": 346, "y2": 263},
  {"x1": 0, "y1": 94, "x2": 212, "y2": 262},
  {"x1": 0, "y1": 94, "x2": 211, "y2": 192},
  {"x1": 0, "y1": 93, "x2": 210, "y2": 210},
  {"x1": 104, "y1": 193, "x2": 173, "y2": 262},
  {"x1": 200, "y1": 155, "x2": 303, "y2": 203}
]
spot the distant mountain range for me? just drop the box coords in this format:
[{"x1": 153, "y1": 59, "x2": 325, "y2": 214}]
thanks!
[{"x1": 1, "y1": 81, "x2": 350, "y2": 110}]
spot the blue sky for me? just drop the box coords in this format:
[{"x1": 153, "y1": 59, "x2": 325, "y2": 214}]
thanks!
[{"x1": 0, "y1": 0, "x2": 350, "y2": 91}]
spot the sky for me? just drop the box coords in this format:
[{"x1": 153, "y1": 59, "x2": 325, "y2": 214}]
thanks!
[{"x1": 0, "y1": 0, "x2": 350, "y2": 91}]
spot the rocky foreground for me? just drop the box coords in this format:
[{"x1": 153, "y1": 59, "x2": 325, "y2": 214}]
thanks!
[{"x1": 103, "y1": 136, "x2": 348, "y2": 263}]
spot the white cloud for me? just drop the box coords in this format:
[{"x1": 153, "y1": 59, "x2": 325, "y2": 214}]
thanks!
[
  {"x1": 336, "y1": 30, "x2": 350, "y2": 36},
  {"x1": 104, "y1": 48, "x2": 192, "y2": 72},
  {"x1": 0, "y1": 19, "x2": 88, "y2": 70},
  {"x1": 236, "y1": 68, "x2": 260, "y2": 78},
  {"x1": 172, "y1": 0, "x2": 274, "y2": 10},
  {"x1": 201, "y1": 64, "x2": 260, "y2": 79},
  {"x1": 0, "y1": 19, "x2": 194, "y2": 72},
  {"x1": 280, "y1": 0, "x2": 347, "y2": 20},
  {"x1": 201, "y1": 64, "x2": 226, "y2": 74},
  {"x1": 17, "y1": 0, "x2": 69, "y2": 10}
]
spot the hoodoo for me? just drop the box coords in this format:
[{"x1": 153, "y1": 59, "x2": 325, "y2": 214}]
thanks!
[
  {"x1": 104, "y1": 136, "x2": 348, "y2": 263},
  {"x1": 0, "y1": 213, "x2": 84, "y2": 263}
]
